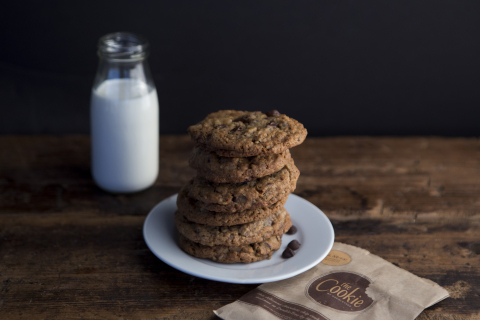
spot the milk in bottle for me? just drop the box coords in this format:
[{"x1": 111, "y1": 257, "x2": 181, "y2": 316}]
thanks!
[{"x1": 90, "y1": 33, "x2": 159, "y2": 193}]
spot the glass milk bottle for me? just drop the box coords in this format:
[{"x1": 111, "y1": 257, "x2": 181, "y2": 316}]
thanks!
[{"x1": 90, "y1": 32, "x2": 159, "y2": 193}]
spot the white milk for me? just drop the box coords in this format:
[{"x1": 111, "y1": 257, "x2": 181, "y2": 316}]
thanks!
[{"x1": 90, "y1": 78, "x2": 159, "y2": 193}]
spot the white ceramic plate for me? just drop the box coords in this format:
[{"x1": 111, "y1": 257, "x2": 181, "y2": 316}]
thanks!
[{"x1": 143, "y1": 193, "x2": 334, "y2": 284}]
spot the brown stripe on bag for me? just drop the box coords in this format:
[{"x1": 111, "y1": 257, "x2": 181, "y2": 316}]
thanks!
[{"x1": 238, "y1": 288, "x2": 329, "y2": 320}]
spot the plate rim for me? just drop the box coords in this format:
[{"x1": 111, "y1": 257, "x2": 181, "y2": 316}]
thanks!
[{"x1": 143, "y1": 193, "x2": 334, "y2": 284}]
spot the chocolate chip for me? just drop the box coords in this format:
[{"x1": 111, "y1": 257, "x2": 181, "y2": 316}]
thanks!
[
  {"x1": 286, "y1": 225, "x2": 297, "y2": 235},
  {"x1": 234, "y1": 195, "x2": 247, "y2": 204},
  {"x1": 230, "y1": 126, "x2": 242, "y2": 133},
  {"x1": 234, "y1": 115, "x2": 250, "y2": 123},
  {"x1": 268, "y1": 121, "x2": 278, "y2": 127},
  {"x1": 282, "y1": 247, "x2": 295, "y2": 259},
  {"x1": 288, "y1": 240, "x2": 301, "y2": 250},
  {"x1": 266, "y1": 110, "x2": 280, "y2": 117}
]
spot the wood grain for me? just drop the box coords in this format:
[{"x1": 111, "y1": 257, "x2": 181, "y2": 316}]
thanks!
[{"x1": 0, "y1": 136, "x2": 479, "y2": 319}]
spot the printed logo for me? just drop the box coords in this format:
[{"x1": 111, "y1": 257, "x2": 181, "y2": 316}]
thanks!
[
  {"x1": 322, "y1": 250, "x2": 352, "y2": 266},
  {"x1": 305, "y1": 272, "x2": 374, "y2": 312}
]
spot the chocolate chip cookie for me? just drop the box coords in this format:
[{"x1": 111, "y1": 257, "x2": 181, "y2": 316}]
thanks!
[
  {"x1": 188, "y1": 110, "x2": 307, "y2": 157},
  {"x1": 178, "y1": 234, "x2": 283, "y2": 263},
  {"x1": 186, "y1": 159, "x2": 299, "y2": 213},
  {"x1": 189, "y1": 146, "x2": 292, "y2": 183},
  {"x1": 175, "y1": 207, "x2": 291, "y2": 246},
  {"x1": 176, "y1": 186, "x2": 288, "y2": 226}
]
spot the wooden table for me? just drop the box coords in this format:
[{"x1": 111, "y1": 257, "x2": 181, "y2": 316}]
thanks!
[{"x1": 0, "y1": 136, "x2": 478, "y2": 319}]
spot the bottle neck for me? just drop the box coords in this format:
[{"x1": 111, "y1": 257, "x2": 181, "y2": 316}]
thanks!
[
  {"x1": 93, "y1": 32, "x2": 155, "y2": 91},
  {"x1": 98, "y1": 32, "x2": 149, "y2": 62}
]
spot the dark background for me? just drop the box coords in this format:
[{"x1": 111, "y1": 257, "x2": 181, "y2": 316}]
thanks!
[{"x1": 1, "y1": 0, "x2": 479, "y2": 136}]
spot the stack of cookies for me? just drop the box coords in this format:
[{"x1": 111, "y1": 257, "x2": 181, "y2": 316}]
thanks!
[{"x1": 175, "y1": 110, "x2": 307, "y2": 263}]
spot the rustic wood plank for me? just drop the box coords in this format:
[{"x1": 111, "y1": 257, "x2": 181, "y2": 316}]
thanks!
[{"x1": 1, "y1": 136, "x2": 479, "y2": 319}]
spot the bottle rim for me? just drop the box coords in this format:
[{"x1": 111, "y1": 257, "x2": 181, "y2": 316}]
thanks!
[{"x1": 97, "y1": 32, "x2": 149, "y2": 62}]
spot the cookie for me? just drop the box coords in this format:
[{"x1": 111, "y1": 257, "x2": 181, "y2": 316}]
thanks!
[
  {"x1": 188, "y1": 110, "x2": 307, "y2": 157},
  {"x1": 175, "y1": 207, "x2": 292, "y2": 246},
  {"x1": 178, "y1": 234, "x2": 283, "y2": 263},
  {"x1": 189, "y1": 146, "x2": 292, "y2": 183},
  {"x1": 186, "y1": 159, "x2": 300, "y2": 213},
  {"x1": 176, "y1": 186, "x2": 288, "y2": 226}
]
